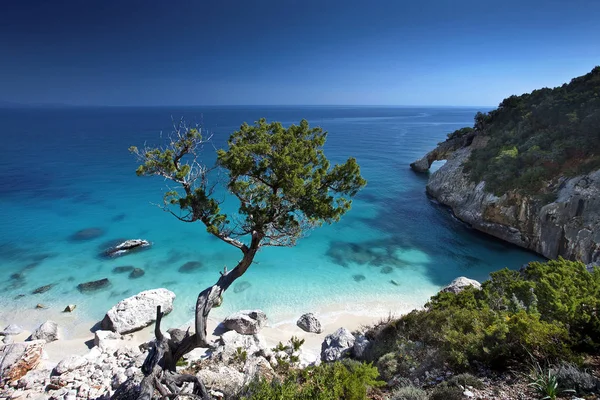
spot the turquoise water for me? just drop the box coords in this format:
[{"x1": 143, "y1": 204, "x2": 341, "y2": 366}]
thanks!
[{"x1": 0, "y1": 106, "x2": 542, "y2": 332}]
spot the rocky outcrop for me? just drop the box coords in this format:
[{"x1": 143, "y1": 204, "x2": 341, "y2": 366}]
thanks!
[
  {"x1": 223, "y1": 310, "x2": 267, "y2": 335},
  {"x1": 410, "y1": 130, "x2": 476, "y2": 172},
  {"x1": 412, "y1": 135, "x2": 600, "y2": 264},
  {"x1": 101, "y1": 288, "x2": 175, "y2": 334},
  {"x1": 103, "y1": 239, "x2": 150, "y2": 257},
  {"x1": 297, "y1": 313, "x2": 323, "y2": 333},
  {"x1": 321, "y1": 327, "x2": 355, "y2": 362},
  {"x1": 441, "y1": 277, "x2": 482, "y2": 294},
  {"x1": 0, "y1": 340, "x2": 45, "y2": 384}
]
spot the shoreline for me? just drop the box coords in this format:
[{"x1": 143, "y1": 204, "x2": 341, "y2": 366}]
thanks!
[{"x1": 1, "y1": 296, "x2": 423, "y2": 367}]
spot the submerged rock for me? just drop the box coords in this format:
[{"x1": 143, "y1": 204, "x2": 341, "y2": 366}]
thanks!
[
  {"x1": 101, "y1": 288, "x2": 176, "y2": 334},
  {"x1": 112, "y1": 265, "x2": 134, "y2": 274},
  {"x1": 69, "y1": 227, "x2": 104, "y2": 242},
  {"x1": 380, "y1": 266, "x2": 393, "y2": 274},
  {"x1": 29, "y1": 320, "x2": 58, "y2": 342},
  {"x1": 352, "y1": 274, "x2": 366, "y2": 282},
  {"x1": 32, "y1": 283, "x2": 56, "y2": 295},
  {"x1": 321, "y1": 328, "x2": 355, "y2": 362},
  {"x1": 441, "y1": 276, "x2": 481, "y2": 294},
  {"x1": 223, "y1": 310, "x2": 267, "y2": 335},
  {"x1": 77, "y1": 278, "x2": 110, "y2": 293},
  {"x1": 233, "y1": 281, "x2": 251, "y2": 293},
  {"x1": 103, "y1": 239, "x2": 150, "y2": 258},
  {"x1": 128, "y1": 268, "x2": 145, "y2": 279},
  {"x1": 296, "y1": 313, "x2": 323, "y2": 334},
  {"x1": 178, "y1": 261, "x2": 202, "y2": 273}
]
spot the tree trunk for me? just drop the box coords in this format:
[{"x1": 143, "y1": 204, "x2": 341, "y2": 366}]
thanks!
[{"x1": 112, "y1": 232, "x2": 261, "y2": 400}]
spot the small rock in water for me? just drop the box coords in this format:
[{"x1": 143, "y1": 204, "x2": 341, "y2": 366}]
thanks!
[
  {"x1": 103, "y1": 239, "x2": 150, "y2": 258},
  {"x1": 35, "y1": 303, "x2": 47, "y2": 309},
  {"x1": 380, "y1": 266, "x2": 393, "y2": 274},
  {"x1": 10, "y1": 273, "x2": 24, "y2": 281},
  {"x1": 32, "y1": 283, "x2": 56, "y2": 295},
  {"x1": 233, "y1": 281, "x2": 251, "y2": 293},
  {"x1": 112, "y1": 265, "x2": 134, "y2": 274},
  {"x1": 112, "y1": 213, "x2": 126, "y2": 222},
  {"x1": 390, "y1": 279, "x2": 400, "y2": 286},
  {"x1": 13, "y1": 294, "x2": 25, "y2": 300},
  {"x1": 77, "y1": 278, "x2": 110, "y2": 293},
  {"x1": 63, "y1": 304, "x2": 77, "y2": 312},
  {"x1": 178, "y1": 261, "x2": 203, "y2": 273},
  {"x1": 352, "y1": 274, "x2": 366, "y2": 282},
  {"x1": 128, "y1": 268, "x2": 145, "y2": 279},
  {"x1": 69, "y1": 227, "x2": 105, "y2": 242}
]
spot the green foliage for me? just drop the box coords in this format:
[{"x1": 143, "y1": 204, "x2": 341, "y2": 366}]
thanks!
[
  {"x1": 446, "y1": 127, "x2": 474, "y2": 140},
  {"x1": 461, "y1": 66, "x2": 600, "y2": 197},
  {"x1": 290, "y1": 336, "x2": 305, "y2": 352},
  {"x1": 446, "y1": 373, "x2": 484, "y2": 389},
  {"x1": 365, "y1": 258, "x2": 600, "y2": 372},
  {"x1": 428, "y1": 383, "x2": 464, "y2": 400},
  {"x1": 175, "y1": 358, "x2": 187, "y2": 367},
  {"x1": 132, "y1": 118, "x2": 366, "y2": 249},
  {"x1": 390, "y1": 385, "x2": 428, "y2": 400},
  {"x1": 241, "y1": 360, "x2": 384, "y2": 400},
  {"x1": 233, "y1": 347, "x2": 248, "y2": 364},
  {"x1": 527, "y1": 361, "x2": 575, "y2": 400}
]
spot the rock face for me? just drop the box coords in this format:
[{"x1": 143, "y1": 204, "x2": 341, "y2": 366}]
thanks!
[
  {"x1": 29, "y1": 320, "x2": 58, "y2": 342},
  {"x1": 0, "y1": 340, "x2": 45, "y2": 384},
  {"x1": 213, "y1": 330, "x2": 268, "y2": 363},
  {"x1": 441, "y1": 277, "x2": 482, "y2": 294},
  {"x1": 101, "y1": 289, "x2": 175, "y2": 334},
  {"x1": 321, "y1": 328, "x2": 355, "y2": 362},
  {"x1": 223, "y1": 310, "x2": 267, "y2": 335},
  {"x1": 296, "y1": 313, "x2": 323, "y2": 333},
  {"x1": 413, "y1": 134, "x2": 600, "y2": 264}
]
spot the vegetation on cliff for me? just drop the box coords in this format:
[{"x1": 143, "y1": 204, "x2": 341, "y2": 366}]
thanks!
[{"x1": 454, "y1": 66, "x2": 600, "y2": 196}]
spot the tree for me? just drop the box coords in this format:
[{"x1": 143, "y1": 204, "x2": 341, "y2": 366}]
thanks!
[{"x1": 121, "y1": 118, "x2": 366, "y2": 399}]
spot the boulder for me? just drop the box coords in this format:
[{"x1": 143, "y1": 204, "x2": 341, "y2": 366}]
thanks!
[
  {"x1": 104, "y1": 239, "x2": 150, "y2": 257},
  {"x1": 353, "y1": 335, "x2": 370, "y2": 359},
  {"x1": 296, "y1": 313, "x2": 322, "y2": 333},
  {"x1": 197, "y1": 365, "x2": 244, "y2": 398},
  {"x1": 77, "y1": 278, "x2": 110, "y2": 293},
  {"x1": 320, "y1": 328, "x2": 355, "y2": 362},
  {"x1": 54, "y1": 355, "x2": 88, "y2": 375},
  {"x1": 128, "y1": 268, "x2": 145, "y2": 279},
  {"x1": 243, "y1": 356, "x2": 275, "y2": 382},
  {"x1": 0, "y1": 340, "x2": 45, "y2": 384},
  {"x1": 441, "y1": 276, "x2": 481, "y2": 294},
  {"x1": 63, "y1": 304, "x2": 77, "y2": 312},
  {"x1": 1, "y1": 324, "x2": 24, "y2": 336},
  {"x1": 17, "y1": 368, "x2": 51, "y2": 389},
  {"x1": 32, "y1": 283, "x2": 56, "y2": 294},
  {"x1": 94, "y1": 330, "x2": 123, "y2": 353},
  {"x1": 100, "y1": 289, "x2": 176, "y2": 334},
  {"x1": 223, "y1": 310, "x2": 267, "y2": 335},
  {"x1": 29, "y1": 320, "x2": 58, "y2": 343},
  {"x1": 214, "y1": 330, "x2": 268, "y2": 363}
]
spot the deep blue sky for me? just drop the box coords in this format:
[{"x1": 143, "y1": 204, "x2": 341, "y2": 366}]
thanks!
[{"x1": 1, "y1": 0, "x2": 599, "y2": 106}]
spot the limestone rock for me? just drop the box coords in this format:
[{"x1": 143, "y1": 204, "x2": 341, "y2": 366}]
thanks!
[
  {"x1": 197, "y1": 365, "x2": 244, "y2": 398},
  {"x1": 1, "y1": 324, "x2": 24, "y2": 336},
  {"x1": 94, "y1": 330, "x2": 123, "y2": 353},
  {"x1": 214, "y1": 330, "x2": 267, "y2": 363},
  {"x1": 104, "y1": 239, "x2": 150, "y2": 257},
  {"x1": 321, "y1": 328, "x2": 355, "y2": 362},
  {"x1": 243, "y1": 356, "x2": 274, "y2": 382},
  {"x1": 63, "y1": 304, "x2": 77, "y2": 312},
  {"x1": 54, "y1": 355, "x2": 88, "y2": 375},
  {"x1": 0, "y1": 340, "x2": 45, "y2": 384},
  {"x1": 223, "y1": 310, "x2": 267, "y2": 335},
  {"x1": 17, "y1": 368, "x2": 51, "y2": 389},
  {"x1": 29, "y1": 320, "x2": 58, "y2": 343},
  {"x1": 100, "y1": 288, "x2": 176, "y2": 334},
  {"x1": 353, "y1": 335, "x2": 370, "y2": 359},
  {"x1": 441, "y1": 277, "x2": 481, "y2": 294},
  {"x1": 296, "y1": 313, "x2": 323, "y2": 334}
]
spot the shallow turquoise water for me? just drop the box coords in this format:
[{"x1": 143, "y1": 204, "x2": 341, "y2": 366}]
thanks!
[{"x1": 0, "y1": 106, "x2": 543, "y2": 331}]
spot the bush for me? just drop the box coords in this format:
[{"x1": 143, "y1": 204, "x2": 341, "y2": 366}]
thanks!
[
  {"x1": 428, "y1": 383, "x2": 464, "y2": 400},
  {"x1": 447, "y1": 373, "x2": 483, "y2": 389},
  {"x1": 390, "y1": 385, "x2": 427, "y2": 400},
  {"x1": 376, "y1": 352, "x2": 398, "y2": 381},
  {"x1": 241, "y1": 359, "x2": 384, "y2": 400},
  {"x1": 552, "y1": 362, "x2": 600, "y2": 394}
]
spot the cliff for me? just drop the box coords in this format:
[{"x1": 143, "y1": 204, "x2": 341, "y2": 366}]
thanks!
[
  {"x1": 411, "y1": 67, "x2": 600, "y2": 264},
  {"x1": 411, "y1": 133, "x2": 600, "y2": 264}
]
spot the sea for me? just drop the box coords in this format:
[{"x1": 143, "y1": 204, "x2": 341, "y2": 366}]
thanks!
[{"x1": 0, "y1": 106, "x2": 543, "y2": 335}]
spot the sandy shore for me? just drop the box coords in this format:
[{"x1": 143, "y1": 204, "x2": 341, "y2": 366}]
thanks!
[{"x1": 0, "y1": 298, "x2": 421, "y2": 367}]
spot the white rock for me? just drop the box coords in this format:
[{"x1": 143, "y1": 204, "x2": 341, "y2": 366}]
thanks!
[
  {"x1": 197, "y1": 365, "x2": 244, "y2": 398},
  {"x1": 441, "y1": 276, "x2": 481, "y2": 294},
  {"x1": 353, "y1": 335, "x2": 370, "y2": 359},
  {"x1": 0, "y1": 340, "x2": 45, "y2": 384},
  {"x1": 215, "y1": 330, "x2": 267, "y2": 362},
  {"x1": 320, "y1": 328, "x2": 355, "y2": 362},
  {"x1": 296, "y1": 313, "x2": 323, "y2": 333},
  {"x1": 223, "y1": 310, "x2": 267, "y2": 335},
  {"x1": 29, "y1": 320, "x2": 58, "y2": 343},
  {"x1": 464, "y1": 389, "x2": 474, "y2": 397},
  {"x1": 94, "y1": 330, "x2": 123, "y2": 354},
  {"x1": 100, "y1": 289, "x2": 176, "y2": 334},
  {"x1": 55, "y1": 355, "x2": 88, "y2": 375},
  {"x1": 1, "y1": 324, "x2": 24, "y2": 336}
]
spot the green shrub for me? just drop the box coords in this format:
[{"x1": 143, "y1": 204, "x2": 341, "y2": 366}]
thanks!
[
  {"x1": 376, "y1": 352, "x2": 398, "y2": 381},
  {"x1": 447, "y1": 373, "x2": 483, "y2": 389},
  {"x1": 428, "y1": 383, "x2": 464, "y2": 400},
  {"x1": 390, "y1": 385, "x2": 427, "y2": 400},
  {"x1": 552, "y1": 362, "x2": 600, "y2": 395},
  {"x1": 241, "y1": 360, "x2": 384, "y2": 400}
]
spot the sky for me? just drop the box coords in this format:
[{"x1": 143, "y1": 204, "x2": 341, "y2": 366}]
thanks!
[{"x1": 1, "y1": 0, "x2": 599, "y2": 106}]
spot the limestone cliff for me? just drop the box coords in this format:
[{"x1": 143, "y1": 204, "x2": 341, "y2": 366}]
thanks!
[{"x1": 412, "y1": 135, "x2": 600, "y2": 264}]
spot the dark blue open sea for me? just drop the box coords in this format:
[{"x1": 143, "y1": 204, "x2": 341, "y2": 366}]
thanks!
[{"x1": 0, "y1": 106, "x2": 542, "y2": 334}]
